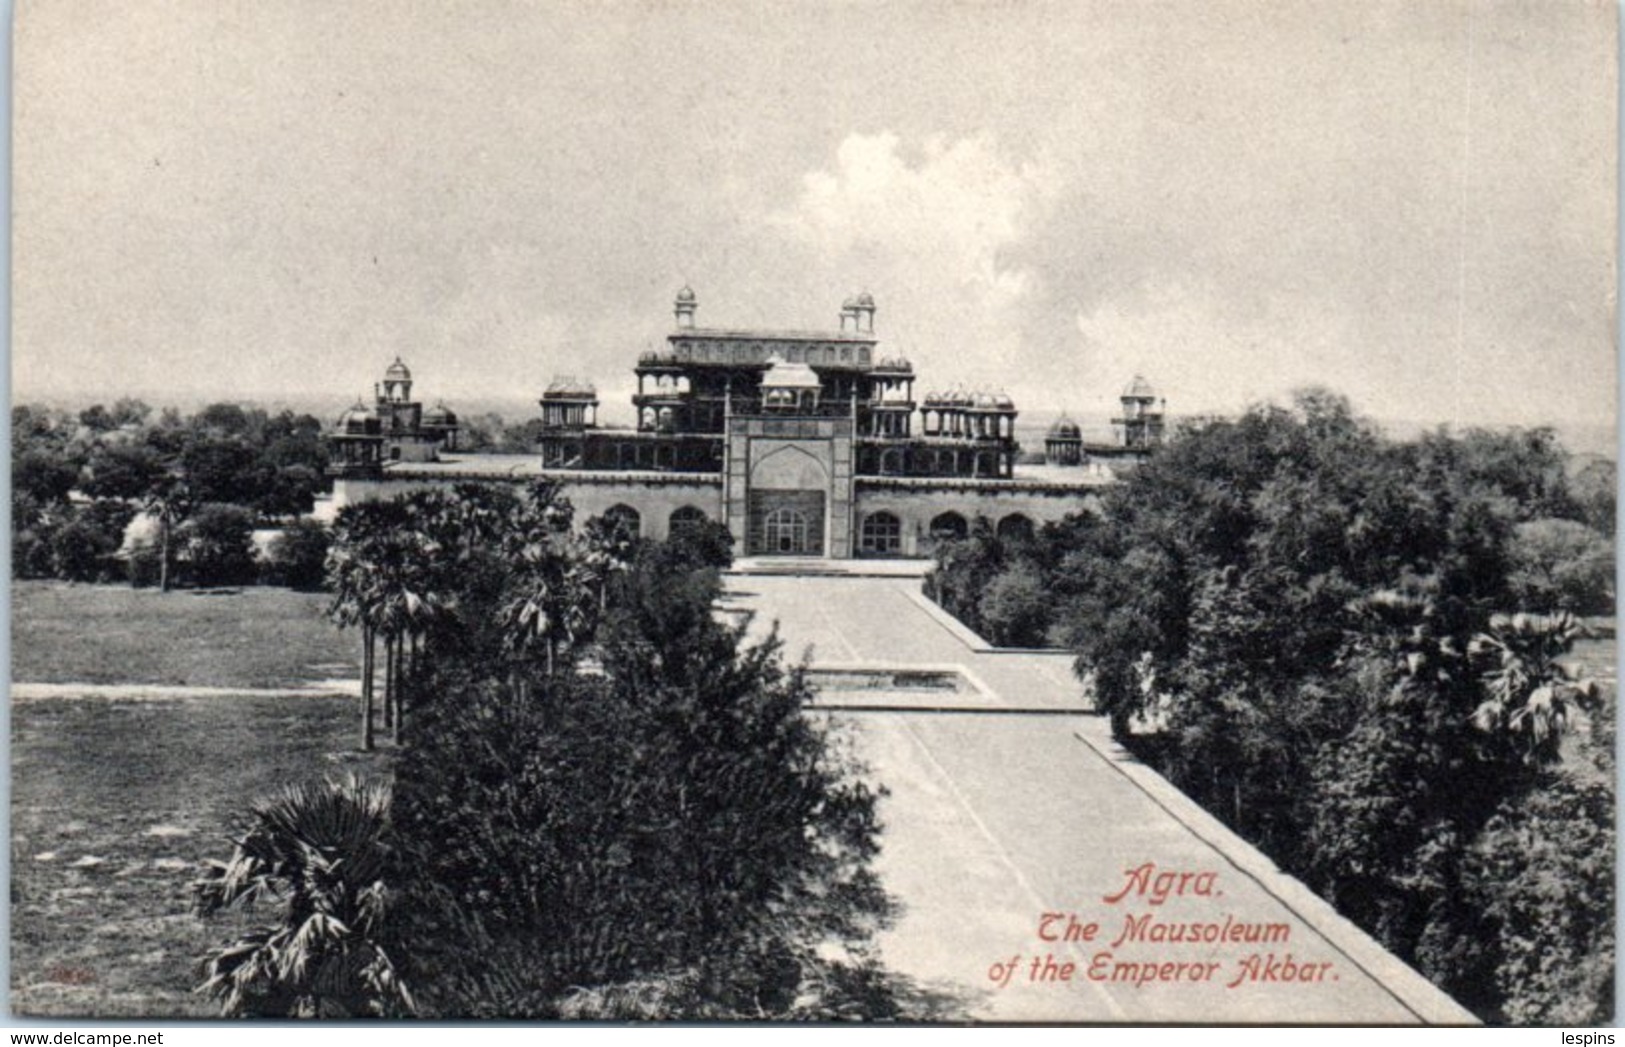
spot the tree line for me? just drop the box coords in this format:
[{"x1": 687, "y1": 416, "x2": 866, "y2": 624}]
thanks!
[
  {"x1": 193, "y1": 483, "x2": 901, "y2": 1019},
  {"x1": 926, "y1": 391, "x2": 1614, "y2": 1024},
  {"x1": 12, "y1": 400, "x2": 333, "y2": 589}
]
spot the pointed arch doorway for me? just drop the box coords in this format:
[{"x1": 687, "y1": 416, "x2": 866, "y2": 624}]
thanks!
[{"x1": 746, "y1": 490, "x2": 825, "y2": 556}]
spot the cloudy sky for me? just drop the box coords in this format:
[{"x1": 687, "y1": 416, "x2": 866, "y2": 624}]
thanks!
[{"x1": 14, "y1": 0, "x2": 1617, "y2": 434}]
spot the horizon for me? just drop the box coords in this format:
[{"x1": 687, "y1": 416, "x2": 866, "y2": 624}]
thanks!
[{"x1": 14, "y1": 385, "x2": 1616, "y2": 462}]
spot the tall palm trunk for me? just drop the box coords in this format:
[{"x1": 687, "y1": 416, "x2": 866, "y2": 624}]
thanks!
[
  {"x1": 158, "y1": 520, "x2": 171, "y2": 593},
  {"x1": 384, "y1": 634, "x2": 397, "y2": 736},
  {"x1": 360, "y1": 626, "x2": 375, "y2": 752},
  {"x1": 390, "y1": 636, "x2": 404, "y2": 746}
]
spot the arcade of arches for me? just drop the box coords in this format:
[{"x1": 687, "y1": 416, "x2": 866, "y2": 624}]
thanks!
[{"x1": 854, "y1": 508, "x2": 1042, "y2": 557}]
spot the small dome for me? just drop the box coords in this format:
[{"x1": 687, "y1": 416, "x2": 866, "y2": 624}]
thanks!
[
  {"x1": 336, "y1": 400, "x2": 376, "y2": 433},
  {"x1": 842, "y1": 296, "x2": 857, "y2": 309},
  {"x1": 675, "y1": 285, "x2": 696, "y2": 304},
  {"x1": 1123, "y1": 374, "x2": 1157, "y2": 399},
  {"x1": 639, "y1": 350, "x2": 659, "y2": 365},
  {"x1": 856, "y1": 291, "x2": 875, "y2": 307},
  {"x1": 993, "y1": 392, "x2": 1015, "y2": 410},
  {"x1": 384, "y1": 357, "x2": 412, "y2": 382},
  {"x1": 423, "y1": 401, "x2": 458, "y2": 426},
  {"x1": 923, "y1": 391, "x2": 943, "y2": 406},
  {"x1": 545, "y1": 377, "x2": 597, "y2": 399},
  {"x1": 1048, "y1": 416, "x2": 1082, "y2": 439},
  {"x1": 973, "y1": 391, "x2": 996, "y2": 408},
  {"x1": 760, "y1": 354, "x2": 822, "y2": 390}
]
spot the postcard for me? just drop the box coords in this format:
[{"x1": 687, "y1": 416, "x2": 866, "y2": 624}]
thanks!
[{"x1": 10, "y1": 0, "x2": 1616, "y2": 1026}]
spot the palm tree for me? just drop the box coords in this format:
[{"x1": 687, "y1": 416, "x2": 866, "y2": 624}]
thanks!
[
  {"x1": 1345, "y1": 588, "x2": 1463, "y2": 689},
  {"x1": 579, "y1": 514, "x2": 636, "y2": 612},
  {"x1": 141, "y1": 476, "x2": 192, "y2": 592},
  {"x1": 327, "y1": 503, "x2": 404, "y2": 752},
  {"x1": 192, "y1": 776, "x2": 414, "y2": 1018},
  {"x1": 442, "y1": 482, "x2": 521, "y2": 559},
  {"x1": 371, "y1": 529, "x2": 451, "y2": 744},
  {"x1": 497, "y1": 540, "x2": 581, "y2": 683},
  {"x1": 1469, "y1": 611, "x2": 1600, "y2": 765},
  {"x1": 326, "y1": 538, "x2": 379, "y2": 751}
]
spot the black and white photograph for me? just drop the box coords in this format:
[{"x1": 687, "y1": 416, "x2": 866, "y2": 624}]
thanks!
[{"x1": 8, "y1": 0, "x2": 1617, "y2": 1027}]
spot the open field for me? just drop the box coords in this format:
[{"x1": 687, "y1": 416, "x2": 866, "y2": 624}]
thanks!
[
  {"x1": 11, "y1": 583, "x2": 378, "y2": 1016},
  {"x1": 11, "y1": 691, "x2": 385, "y2": 1017},
  {"x1": 12, "y1": 582, "x2": 359, "y2": 688},
  {"x1": 1569, "y1": 629, "x2": 1616, "y2": 686}
]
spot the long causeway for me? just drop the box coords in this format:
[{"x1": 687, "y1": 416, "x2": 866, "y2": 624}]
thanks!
[{"x1": 723, "y1": 568, "x2": 1478, "y2": 1024}]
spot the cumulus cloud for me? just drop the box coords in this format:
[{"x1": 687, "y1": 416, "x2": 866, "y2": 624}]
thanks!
[
  {"x1": 773, "y1": 132, "x2": 1052, "y2": 307},
  {"x1": 765, "y1": 132, "x2": 1059, "y2": 392}
]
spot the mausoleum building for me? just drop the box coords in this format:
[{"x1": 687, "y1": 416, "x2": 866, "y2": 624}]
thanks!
[{"x1": 326, "y1": 290, "x2": 1164, "y2": 559}]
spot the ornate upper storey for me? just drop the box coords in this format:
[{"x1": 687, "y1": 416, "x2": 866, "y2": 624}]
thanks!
[
  {"x1": 534, "y1": 289, "x2": 1023, "y2": 478},
  {"x1": 328, "y1": 289, "x2": 1162, "y2": 483}
]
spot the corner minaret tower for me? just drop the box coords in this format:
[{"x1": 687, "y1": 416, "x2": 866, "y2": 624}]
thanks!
[
  {"x1": 378, "y1": 356, "x2": 413, "y2": 404},
  {"x1": 674, "y1": 285, "x2": 697, "y2": 329},
  {"x1": 1114, "y1": 375, "x2": 1166, "y2": 450},
  {"x1": 855, "y1": 291, "x2": 876, "y2": 333}
]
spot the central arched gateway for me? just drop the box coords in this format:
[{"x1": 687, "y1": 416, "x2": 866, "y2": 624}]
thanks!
[{"x1": 744, "y1": 444, "x2": 828, "y2": 556}]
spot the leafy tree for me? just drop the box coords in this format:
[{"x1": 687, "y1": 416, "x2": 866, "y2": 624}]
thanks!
[
  {"x1": 144, "y1": 410, "x2": 190, "y2": 456},
  {"x1": 937, "y1": 390, "x2": 1616, "y2": 1023},
  {"x1": 978, "y1": 561, "x2": 1050, "y2": 647},
  {"x1": 497, "y1": 535, "x2": 587, "y2": 681},
  {"x1": 1440, "y1": 426, "x2": 1578, "y2": 522},
  {"x1": 109, "y1": 397, "x2": 152, "y2": 427},
  {"x1": 193, "y1": 777, "x2": 414, "y2": 1018},
  {"x1": 179, "y1": 502, "x2": 258, "y2": 587},
  {"x1": 388, "y1": 523, "x2": 890, "y2": 1018},
  {"x1": 1466, "y1": 772, "x2": 1615, "y2": 1024},
  {"x1": 81, "y1": 498, "x2": 137, "y2": 545},
  {"x1": 81, "y1": 442, "x2": 166, "y2": 501},
  {"x1": 1568, "y1": 458, "x2": 1616, "y2": 536},
  {"x1": 265, "y1": 520, "x2": 332, "y2": 590},
  {"x1": 663, "y1": 516, "x2": 734, "y2": 571},
  {"x1": 195, "y1": 402, "x2": 255, "y2": 438},
  {"x1": 181, "y1": 437, "x2": 264, "y2": 506},
  {"x1": 14, "y1": 448, "x2": 80, "y2": 504},
  {"x1": 254, "y1": 463, "x2": 324, "y2": 519},
  {"x1": 1506, "y1": 518, "x2": 1614, "y2": 615},
  {"x1": 77, "y1": 403, "x2": 116, "y2": 431},
  {"x1": 49, "y1": 517, "x2": 118, "y2": 582},
  {"x1": 923, "y1": 517, "x2": 1006, "y2": 637},
  {"x1": 13, "y1": 404, "x2": 63, "y2": 444}
]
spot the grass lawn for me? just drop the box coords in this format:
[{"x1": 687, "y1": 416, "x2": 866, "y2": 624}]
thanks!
[
  {"x1": 1568, "y1": 633, "x2": 1616, "y2": 686},
  {"x1": 12, "y1": 690, "x2": 389, "y2": 1016},
  {"x1": 10, "y1": 582, "x2": 380, "y2": 1016},
  {"x1": 11, "y1": 581, "x2": 360, "y2": 687}
]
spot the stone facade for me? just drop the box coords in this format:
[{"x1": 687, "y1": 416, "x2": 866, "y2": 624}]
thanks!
[{"x1": 325, "y1": 290, "x2": 1158, "y2": 558}]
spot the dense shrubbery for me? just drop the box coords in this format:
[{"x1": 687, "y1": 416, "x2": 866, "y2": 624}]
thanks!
[
  {"x1": 197, "y1": 484, "x2": 895, "y2": 1019},
  {"x1": 12, "y1": 401, "x2": 331, "y2": 588},
  {"x1": 262, "y1": 519, "x2": 332, "y2": 590},
  {"x1": 925, "y1": 391, "x2": 1615, "y2": 1024}
]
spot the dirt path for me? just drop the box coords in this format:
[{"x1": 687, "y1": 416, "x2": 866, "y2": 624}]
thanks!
[{"x1": 9, "y1": 680, "x2": 360, "y2": 701}]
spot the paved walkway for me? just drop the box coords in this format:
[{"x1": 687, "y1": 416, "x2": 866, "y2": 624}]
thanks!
[
  {"x1": 724, "y1": 572, "x2": 1478, "y2": 1024},
  {"x1": 9, "y1": 681, "x2": 358, "y2": 701}
]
